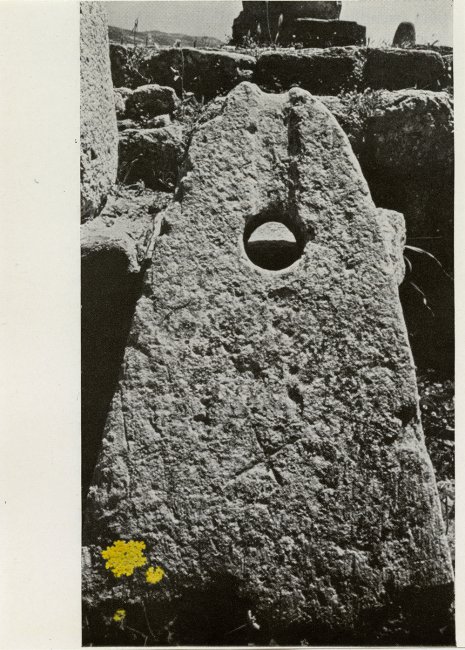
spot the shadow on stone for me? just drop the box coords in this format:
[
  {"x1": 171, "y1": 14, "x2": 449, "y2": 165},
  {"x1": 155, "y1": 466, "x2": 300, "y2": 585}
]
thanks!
[{"x1": 81, "y1": 249, "x2": 146, "y2": 510}]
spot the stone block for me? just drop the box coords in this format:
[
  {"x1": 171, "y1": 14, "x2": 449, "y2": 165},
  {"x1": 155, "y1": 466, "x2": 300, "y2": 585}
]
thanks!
[
  {"x1": 392, "y1": 22, "x2": 416, "y2": 48},
  {"x1": 80, "y1": 2, "x2": 118, "y2": 222},
  {"x1": 233, "y1": 1, "x2": 342, "y2": 43},
  {"x1": 282, "y1": 18, "x2": 366, "y2": 47},
  {"x1": 140, "y1": 47, "x2": 256, "y2": 99},
  {"x1": 365, "y1": 48, "x2": 445, "y2": 91},
  {"x1": 118, "y1": 125, "x2": 185, "y2": 190},
  {"x1": 125, "y1": 83, "x2": 179, "y2": 120},
  {"x1": 255, "y1": 47, "x2": 365, "y2": 94}
]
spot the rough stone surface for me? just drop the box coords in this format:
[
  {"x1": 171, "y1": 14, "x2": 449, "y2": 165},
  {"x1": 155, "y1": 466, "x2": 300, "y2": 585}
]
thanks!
[
  {"x1": 109, "y1": 45, "x2": 256, "y2": 97},
  {"x1": 83, "y1": 83, "x2": 452, "y2": 642},
  {"x1": 377, "y1": 208, "x2": 406, "y2": 286},
  {"x1": 114, "y1": 87, "x2": 133, "y2": 119},
  {"x1": 118, "y1": 125, "x2": 185, "y2": 190},
  {"x1": 81, "y1": 187, "x2": 172, "y2": 502},
  {"x1": 80, "y1": 2, "x2": 118, "y2": 222},
  {"x1": 364, "y1": 90, "x2": 453, "y2": 175},
  {"x1": 443, "y1": 54, "x2": 453, "y2": 88},
  {"x1": 315, "y1": 89, "x2": 453, "y2": 166},
  {"x1": 311, "y1": 90, "x2": 453, "y2": 256},
  {"x1": 125, "y1": 83, "x2": 180, "y2": 120},
  {"x1": 81, "y1": 192, "x2": 161, "y2": 274},
  {"x1": 117, "y1": 118, "x2": 139, "y2": 131},
  {"x1": 362, "y1": 90, "x2": 454, "y2": 241},
  {"x1": 146, "y1": 114, "x2": 171, "y2": 128},
  {"x1": 109, "y1": 44, "x2": 149, "y2": 88},
  {"x1": 255, "y1": 47, "x2": 365, "y2": 95},
  {"x1": 365, "y1": 48, "x2": 445, "y2": 91},
  {"x1": 140, "y1": 47, "x2": 256, "y2": 99}
]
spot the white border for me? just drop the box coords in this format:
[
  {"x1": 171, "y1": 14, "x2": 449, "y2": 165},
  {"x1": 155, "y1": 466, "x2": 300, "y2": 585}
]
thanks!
[{"x1": 0, "y1": 1, "x2": 461, "y2": 648}]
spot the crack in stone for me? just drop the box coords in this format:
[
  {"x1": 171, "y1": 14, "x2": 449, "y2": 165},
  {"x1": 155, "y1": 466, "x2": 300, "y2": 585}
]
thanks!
[
  {"x1": 120, "y1": 386, "x2": 131, "y2": 454},
  {"x1": 226, "y1": 435, "x2": 302, "y2": 486}
]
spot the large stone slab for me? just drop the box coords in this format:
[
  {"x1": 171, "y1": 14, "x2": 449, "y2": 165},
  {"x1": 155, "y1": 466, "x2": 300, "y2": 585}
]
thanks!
[
  {"x1": 365, "y1": 48, "x2": 445, "y2": 91},
  {"x1": 255, "y1": 47, "x2": 365, "y2": 95},
  {"x1": 83, "y1": 82, "x2": 452, "y2": 643},
  {"x1": 80, "y1": 2, "x2": 118, "y2": 222},
  {"x1": 282, "y1": 18, "x2": 366, "y2": 48}
]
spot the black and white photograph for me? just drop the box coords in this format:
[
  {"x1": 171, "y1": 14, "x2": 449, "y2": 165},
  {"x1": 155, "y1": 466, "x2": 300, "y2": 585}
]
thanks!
[
  {"x1": 2, "y1": 0, "x2": 458, "y2": 647},
  {"x1": 80, "y1": 1, "x2": 455, "y2": 646}
]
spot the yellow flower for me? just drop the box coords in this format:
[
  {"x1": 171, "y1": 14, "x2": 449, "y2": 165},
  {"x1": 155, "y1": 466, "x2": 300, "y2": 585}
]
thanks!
[
  {"x1": 146, "y1": 565, "x2": 165, "y2": 584},
  {"x1": 113, "y1": 609, "x2": 126, "y2": 622},
  {"x1": 101, "y1": 540, "x2": 147, "y2": 578}
]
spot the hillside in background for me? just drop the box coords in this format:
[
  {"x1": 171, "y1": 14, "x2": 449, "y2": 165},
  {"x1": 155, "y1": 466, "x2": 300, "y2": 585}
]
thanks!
[{"x1": 108, "y1": 25, "x2": 223, "y2": 48}]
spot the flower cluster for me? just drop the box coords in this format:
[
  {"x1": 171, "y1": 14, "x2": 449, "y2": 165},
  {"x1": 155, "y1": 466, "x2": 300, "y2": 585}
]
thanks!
[
  {"x1": 113, "y1": 609, "x2": 126, "y2": 622},
  {"x1": 146, "y1": 566, "x2": 165, "y2": 584},
  {"x1": 101, "y1": 540, "x2": 147, "y2": 578}
]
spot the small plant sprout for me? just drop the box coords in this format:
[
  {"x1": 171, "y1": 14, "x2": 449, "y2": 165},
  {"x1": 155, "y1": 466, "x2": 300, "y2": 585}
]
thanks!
[
  {"x1": 132, "y1": 17, "x2": 139, "y2": 48},
  {"x1": 225, "y1": 609, "x2": 260, "y2": 637},
  {"x1": 403, "y1": 244, "x2": 453, "y2": 317},
  {"x1": 265, "y1": 0, "x2": 272, "y2": 42},
  {"x1": 275, "y1": 14, "x2": 284, "y2": 46},
  {"x1": 247, "y1": 609, "x2": 260, "y2": 630}
]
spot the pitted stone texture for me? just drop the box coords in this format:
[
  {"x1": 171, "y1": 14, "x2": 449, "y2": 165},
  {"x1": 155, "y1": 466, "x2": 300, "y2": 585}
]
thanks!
[
  {"x1": 80, "y1": 2, "x2": 118, "y2": 222},
  {"x1": 125, "y1": 84, "x2": 179, "y2": 120},
  {"x1": 315, "y1": 89, "x2": 453, "y2": 164},
  {"x1": 84, "y1": 83, "x2": 452, "y2": 640},
  {"x1": 81, "y1": 187, "x2": 168, "y2": 274},
  {"x1": 118, "y1": 125, "x2": 185, "y2": 190},
  {"x1": 114, "y1": 87, "x2": 133, "y2": 119},
  {"x1": 377, "y1": 208, "x2": 406, "y2": 286},
  {"x1": 314, "y1": 90, "x2": 453, "y2": 252},
  {"x1": 364, "y1": 90, "x2": 453, "y2": 174}
]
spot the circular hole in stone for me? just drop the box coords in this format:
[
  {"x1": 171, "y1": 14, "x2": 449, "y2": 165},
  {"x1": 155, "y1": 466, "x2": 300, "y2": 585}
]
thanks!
[{"x1": 244, "y1": 220, "x2": 304, "y2": 271}]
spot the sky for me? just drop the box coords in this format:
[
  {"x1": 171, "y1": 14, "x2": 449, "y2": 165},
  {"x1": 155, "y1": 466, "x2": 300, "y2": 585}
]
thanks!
[{"x1": 105, "y1": 0, "x2": 453, "y2": 46}]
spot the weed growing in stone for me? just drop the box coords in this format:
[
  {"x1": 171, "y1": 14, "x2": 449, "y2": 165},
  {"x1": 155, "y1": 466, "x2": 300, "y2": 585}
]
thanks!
[{"x1": 403, "y1": 244, "x2": 453, "y2": 316}]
